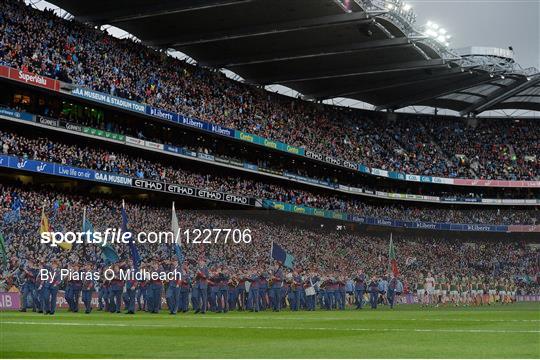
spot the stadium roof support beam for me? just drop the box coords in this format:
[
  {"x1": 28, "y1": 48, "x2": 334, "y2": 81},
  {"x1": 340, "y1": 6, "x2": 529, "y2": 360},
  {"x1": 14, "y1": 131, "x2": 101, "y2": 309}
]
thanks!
[
  {"x1": 276, "y1": 59, "x2": 448, "y2": 85},
  {"x1": 286, "y1": 59, "x2": 448, "y2": 99},
  {"x1": 372, "y1": 75, "x2": 496, "y2": 111},
  {"x1": 304, "y1": 63, "x2": 459, "y2": 100},
  {"x1": 459, "y1": 76, "x2": 540, "y2": 116},
  {"x1": 80, "y1": 0, "x2": 255, "y2": 24},
  {"x1": 153, "y1": 11, "x2": 373, "y2": 48},
  {"x1": 209, "y1": 31, "x2": 401, "y2": 68},
  {"x1": 266, "y1": 59, "x2": 447, "y2": 85}
]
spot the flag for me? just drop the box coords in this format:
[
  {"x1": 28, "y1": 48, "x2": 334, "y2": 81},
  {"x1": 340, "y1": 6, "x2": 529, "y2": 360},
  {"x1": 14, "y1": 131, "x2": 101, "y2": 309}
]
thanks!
[
  {"x1": 82, "y1": 208, "x2": 94, "y2": 238},
  {"x1": 39, "y1": 205, "x2": 50, "y2": 235},
  {"x1": 388, "y1": 234, "x2": 399, "y2": 276},
  {"x1": 3, "y1": 208, "x2": 20, "y2": 225},
  {"x1": 44, "y1": 202, "x2": 71, "y2": 251},
  {"x1": 41, "y1": 203, "x2": 71, "y2": 250},
  {"x1": 122, "y1": 200, "x2": 140, "y2": 269},
  {"x1": 171, "y1": 202, "x2": 184, "y2": 264},
  {"x1": 101, "y1": 243, "x2": 120, "y2": 264},
  {"x1": 3, "y1": 194, "x2": 21, "y2": 224},
  {"x1": 0, "y1": 232, "x2": 7, "y2": 268},
  {"x1": 271, "y1": 242, "x2": 294, "y2": 269}
]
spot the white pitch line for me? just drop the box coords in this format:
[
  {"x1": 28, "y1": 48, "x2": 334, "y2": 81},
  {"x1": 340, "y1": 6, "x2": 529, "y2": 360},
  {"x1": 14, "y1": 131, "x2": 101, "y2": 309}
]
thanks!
[
  {"x1": 181, "y1": 315, "x2": 540, "y2": 323},
  {"x1": 5, "y1": 313, "x2": 539, "y2": 323},
  {"x1": 2, "y1": 321, "x2": 539, "y2": 334}
]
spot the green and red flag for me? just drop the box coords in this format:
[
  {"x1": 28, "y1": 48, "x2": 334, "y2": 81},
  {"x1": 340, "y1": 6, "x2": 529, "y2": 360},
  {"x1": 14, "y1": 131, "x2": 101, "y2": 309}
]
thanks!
[
  {"x1": 388, "y1": 234, "x2": 399, "y2": 276},
  {"x1": 0, "y1": 231, "x2": 7, "y2": 269}
]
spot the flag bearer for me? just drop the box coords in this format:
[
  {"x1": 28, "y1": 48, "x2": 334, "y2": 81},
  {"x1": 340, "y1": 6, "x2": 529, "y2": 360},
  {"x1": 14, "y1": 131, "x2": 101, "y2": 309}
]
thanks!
[{"x1": 81, "y1": 265, "x2": 95, "y2": 314}]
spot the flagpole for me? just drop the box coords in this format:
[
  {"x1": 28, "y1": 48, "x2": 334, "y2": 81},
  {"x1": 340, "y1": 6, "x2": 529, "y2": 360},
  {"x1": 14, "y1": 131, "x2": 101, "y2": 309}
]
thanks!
[
  {"x1": 270, "y1": 241, "x2": 273, "y2": 267},
  {"x1": 171, "y1": 201, "x2": 175, "y2": 260},
  {"x1": 389, "y1": 233, "x2": 393, "y2": 276}
]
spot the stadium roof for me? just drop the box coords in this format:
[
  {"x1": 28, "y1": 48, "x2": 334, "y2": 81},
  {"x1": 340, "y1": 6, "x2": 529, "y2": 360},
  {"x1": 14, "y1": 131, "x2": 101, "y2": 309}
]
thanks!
[{"x1": 49, "y1": 0, "x2": 540, "y2": 115}]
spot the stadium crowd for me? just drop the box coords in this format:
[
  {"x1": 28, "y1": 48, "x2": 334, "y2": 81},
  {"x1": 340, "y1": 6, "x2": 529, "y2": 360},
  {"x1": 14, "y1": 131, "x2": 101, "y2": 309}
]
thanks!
[
  {"x1": 0, "y1": 0, "x2": 538, "y2": 181},
  {"x1": 1, "y1": 183, "x2": 539, "y2": 314},
  {"x1": 8, "y1": 108, "x2": 535, "y2": 201},
  {"x1": 1, "y1": 130, "x2": 538, "y2": 225}
]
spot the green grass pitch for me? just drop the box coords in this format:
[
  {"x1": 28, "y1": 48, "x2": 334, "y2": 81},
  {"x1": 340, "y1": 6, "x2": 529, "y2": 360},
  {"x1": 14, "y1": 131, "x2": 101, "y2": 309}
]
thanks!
[{"x1": 1, "y1": 303, "x2": 539, "y2": 358}]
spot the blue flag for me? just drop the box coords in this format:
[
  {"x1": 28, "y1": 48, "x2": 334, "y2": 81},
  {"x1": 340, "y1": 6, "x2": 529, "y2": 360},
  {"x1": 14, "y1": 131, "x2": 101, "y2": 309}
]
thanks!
[
  {"x1": 122, "y1": 201, "x2": 140, "y2": 269},
  {"x1": 82, "y1": 208, "x2": 95, "y2": 243},
  {"x1": 271, "y1": 242, "x2": 294, "y2": 269},
  {"x1": 101, "y1": 243, "x2": 120, "y2": 265},
  {"x1": 3, "y1": 194, "x2": 21, "y2": 224}
]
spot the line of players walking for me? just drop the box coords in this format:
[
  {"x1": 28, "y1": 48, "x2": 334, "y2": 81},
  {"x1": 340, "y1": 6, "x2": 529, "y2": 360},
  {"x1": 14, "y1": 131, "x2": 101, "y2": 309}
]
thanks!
[
  {"x1": 18, "y1": 259, "x2": 408, "y2": 314},
  {"x1": 415, "y1": 272, "x2": 517, "y2": 306}
]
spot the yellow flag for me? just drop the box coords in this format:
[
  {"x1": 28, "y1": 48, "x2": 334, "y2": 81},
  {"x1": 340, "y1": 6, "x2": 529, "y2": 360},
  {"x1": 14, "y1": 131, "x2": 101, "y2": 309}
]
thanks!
[
  {"x1": 40, "y1": 207, "x2": 50, "y2": 234},
  {"x1": 40, "y1": 206, "x2": 72, "y2": 251}
]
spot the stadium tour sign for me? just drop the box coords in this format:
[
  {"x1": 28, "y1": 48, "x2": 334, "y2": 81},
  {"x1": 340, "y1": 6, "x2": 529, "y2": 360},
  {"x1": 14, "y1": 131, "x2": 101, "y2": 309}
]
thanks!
[{"x1": 1, "y1": 108, "x2": 539, "y2": 210}]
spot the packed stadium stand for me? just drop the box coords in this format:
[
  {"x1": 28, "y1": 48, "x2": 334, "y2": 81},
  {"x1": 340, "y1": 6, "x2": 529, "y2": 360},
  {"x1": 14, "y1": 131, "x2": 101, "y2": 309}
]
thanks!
[
  {"x1": 2, "y1": 182, "x2": 539, "y2": 297},
  {"x1": 0, "y1": 0, "x2": 538, "y2": 306},
  {"x1": 0, "y1": 0, "x2": 538, "y2": 181}
]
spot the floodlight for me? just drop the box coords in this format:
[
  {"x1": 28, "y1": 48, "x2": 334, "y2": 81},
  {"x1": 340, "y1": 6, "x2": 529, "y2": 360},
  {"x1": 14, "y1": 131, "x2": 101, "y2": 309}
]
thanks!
[
  {"x1": 439, "y1": 28, "x2": 447, "y2": 35},
  {"x1": 402, "y1": 3, "x2": 411, "y2": 11},
  {"x1": 426, "y1": 29, "x2": 437, "y2": 37},
  {"x1": 437, "y1": 35, "x2": 446, "y2": 42}
]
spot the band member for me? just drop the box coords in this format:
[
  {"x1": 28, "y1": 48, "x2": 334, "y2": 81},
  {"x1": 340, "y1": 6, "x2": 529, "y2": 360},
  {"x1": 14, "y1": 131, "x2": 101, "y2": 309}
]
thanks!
[
  {"x1": 81, "y1": 264, "x2": 95, "y2": 314},
  {"x1": 354, "y1": 270, "x2": 366, "y2": 309},
  {"x1": 237, "y1": 271, "x2": 247, "y2": 311},
  {"x1": 70, "y1": 264, "x2": 82, "y2": 312},
  {"x1": 109, "y1": 264, "x2": 124, "y2": 313},
  {"x1": 43, "y1": 260, "x2": 61, "y2": 315},
  {"x1": 228, "y1": 272, "x2": 239, "y2": 311},
  {"x1": 368, "y1": 276, "x2": 379, "y2": 309},
  {"x1": 208, "y1": 268, "x2": 220, "y2": 312},
  {"x1": 270, "y1": 263, "x2": 284, "y2": 312},
  {"x1": 166, "y1": 260, "x2": 180, "y2": 315},
  {"x1": 247, "y1": 270, "x2": 260, "y2": 312},
  {"x1": 258, "y1": 271, "x2": 268, "y2": 311},
  {"x1": 218, "y1": 267, "x2": 230, "y2": 313},
  {"x1": 336, "y1": 275, "x2": 346, "y2": 310},
  {"x1": 20, "y1": 260, "x2": 37, "y2": 312},
  {"x1": 148, "y1": 261, "x2": 163, "y2": 314},
  {"x1": 35, "y1": 259, "x2": 45, "y2": 313},
  {"x1": 64, "y1": 266, "x2": 74, "y2": 312},
  {"x1": 179, "y1": 263, "x2": 191, "y2": 313},
  {"x1": 388, "y1": 275, "x2": 398, "y2": 309},
  {"x1": 291, "y1": 270, "x2": 303, "y2": 311},
  {"x1": 194, "y1": 259, "x2": 209, "y2": 314},
  {"x1": 304, "y1": 273, "x2": 316, "y2": 311}
]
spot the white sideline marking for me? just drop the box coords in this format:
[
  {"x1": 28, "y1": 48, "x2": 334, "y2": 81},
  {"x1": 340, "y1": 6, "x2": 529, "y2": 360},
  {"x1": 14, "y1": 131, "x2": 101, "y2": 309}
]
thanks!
[
  {"x1": 8, "y1": 313, "x2": 539, "y2": 323},
  {"x1": 2, "y1": 321, "x2": 539, "y2": 334},
  {"x1": 186, "y1": 315, "x2": 540, "y2": 323}
]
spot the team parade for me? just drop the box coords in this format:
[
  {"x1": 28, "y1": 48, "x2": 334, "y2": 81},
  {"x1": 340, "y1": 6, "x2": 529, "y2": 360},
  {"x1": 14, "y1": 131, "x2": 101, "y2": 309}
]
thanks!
[{"x1": 18, "y1": 259, "x2": 517, "y2": 316}]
